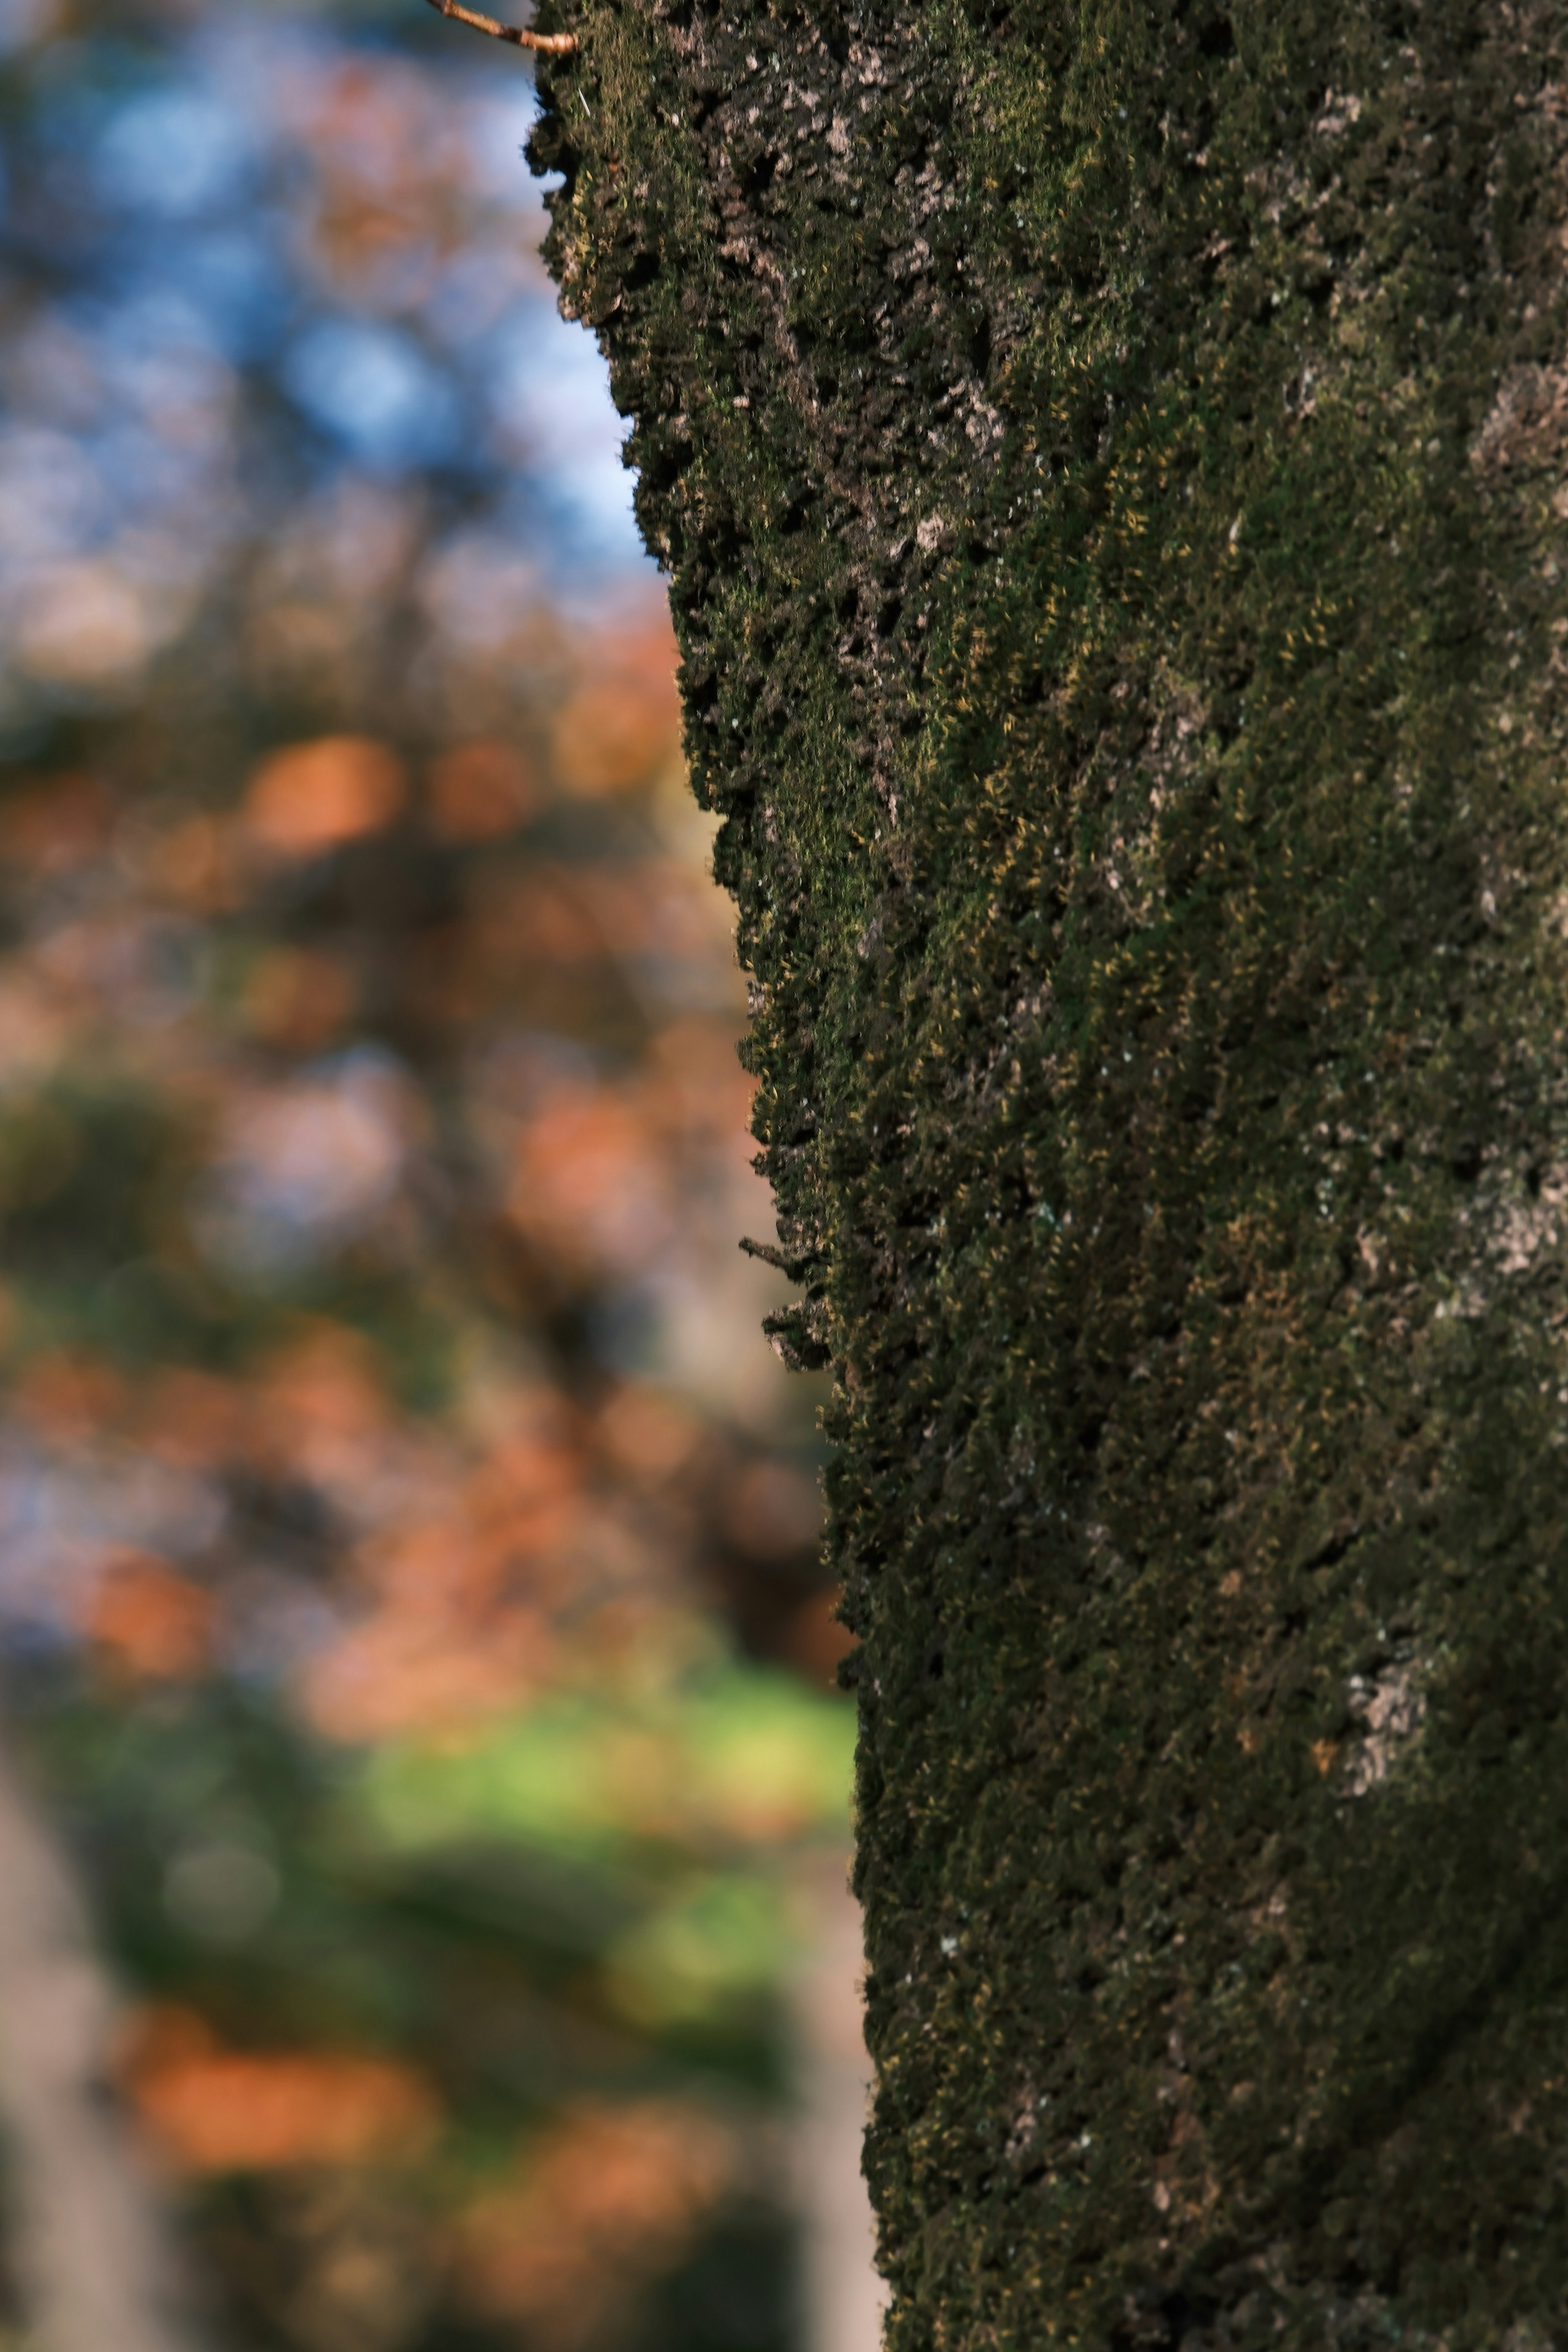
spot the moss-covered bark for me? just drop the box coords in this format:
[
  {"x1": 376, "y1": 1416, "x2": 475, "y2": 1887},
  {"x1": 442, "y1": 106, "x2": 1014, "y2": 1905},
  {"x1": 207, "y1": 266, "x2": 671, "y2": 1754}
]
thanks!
[{"x1": 528, "y1": 3, "x2": 1568, "y2": 2342}]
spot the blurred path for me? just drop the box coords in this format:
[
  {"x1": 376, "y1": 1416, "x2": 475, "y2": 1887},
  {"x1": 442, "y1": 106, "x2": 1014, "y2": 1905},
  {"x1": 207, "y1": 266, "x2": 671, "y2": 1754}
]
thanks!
[
  {"x1": 0, "y1": 1728, "x2": 208, "y2": 2352},
  {"x1": 792, "y1": 1857, "x2": 886, "y2": 2352}
]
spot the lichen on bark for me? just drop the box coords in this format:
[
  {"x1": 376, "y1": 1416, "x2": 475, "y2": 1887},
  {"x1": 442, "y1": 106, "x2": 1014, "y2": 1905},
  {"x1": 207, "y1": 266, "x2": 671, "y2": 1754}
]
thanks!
[{"x1": 527, "y1": 2, "x2": 1568, "y2": 2343}]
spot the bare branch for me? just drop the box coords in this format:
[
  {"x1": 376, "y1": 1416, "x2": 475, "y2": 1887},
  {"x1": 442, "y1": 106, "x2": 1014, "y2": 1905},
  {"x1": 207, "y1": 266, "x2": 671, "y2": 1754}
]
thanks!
[{"x1": 422, "y1": 0, "x2": 578, "y2": 55}]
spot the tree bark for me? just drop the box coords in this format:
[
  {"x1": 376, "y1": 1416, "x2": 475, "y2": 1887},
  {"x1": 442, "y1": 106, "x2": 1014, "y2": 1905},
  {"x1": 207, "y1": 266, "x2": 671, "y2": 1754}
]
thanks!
[{"x1": 528, "y1": 4, "x2": 1568, "y2": 2342}]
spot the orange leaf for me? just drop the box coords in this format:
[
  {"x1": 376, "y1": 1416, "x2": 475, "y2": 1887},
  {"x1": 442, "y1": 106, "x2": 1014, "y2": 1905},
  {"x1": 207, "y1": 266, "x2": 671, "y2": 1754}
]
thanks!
[
  {"x1": 87, "y1": 1555, "x2": 215, "y2": 1683},
  {"x1": 125, "y1": 2009, "x2": 440, "y2": 2174},
  {"x1": 243, "y1": 737, "x2": 405, "y2": 859}
]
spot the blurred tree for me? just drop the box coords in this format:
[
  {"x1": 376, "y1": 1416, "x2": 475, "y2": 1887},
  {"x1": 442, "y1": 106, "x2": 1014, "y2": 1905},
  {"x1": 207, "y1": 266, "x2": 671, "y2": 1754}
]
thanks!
[
  {"x1": 0, "y1": 1729, "x2": 209, "y2": 2352},
  {"x1": 527, "y1": 2, "x2": 1568, "y2": 2346},
  {"x1": 0, "y1": 4, "x2": 866, "y2": 2350}
]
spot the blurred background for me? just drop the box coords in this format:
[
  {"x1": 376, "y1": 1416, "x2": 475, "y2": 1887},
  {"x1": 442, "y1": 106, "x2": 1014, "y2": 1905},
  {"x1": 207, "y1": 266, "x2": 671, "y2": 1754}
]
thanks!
[{"x1": 0, "y1": 4, "x2": 879, "y2": 2351}]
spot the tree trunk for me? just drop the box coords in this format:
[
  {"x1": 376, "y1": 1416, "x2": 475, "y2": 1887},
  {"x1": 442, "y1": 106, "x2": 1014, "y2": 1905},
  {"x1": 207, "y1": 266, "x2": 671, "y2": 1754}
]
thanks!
[
  {"x1": 0, "y1": 1730, "x2": 209, "y2": 2352},
  {"x1": 791, "y1": 1851, "x2": 885, "y2": 2352},
  {"x1": 528, "y1": 4, "x2": 1568, "y2": 2342}
]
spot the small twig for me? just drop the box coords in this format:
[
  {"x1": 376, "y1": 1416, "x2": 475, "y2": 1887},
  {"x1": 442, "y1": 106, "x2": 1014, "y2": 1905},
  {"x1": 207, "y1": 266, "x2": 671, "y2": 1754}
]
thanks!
[
  {"x1": 740, "y1": 1235, "x2": 821, "y2": 1280},
  {"x1": 422, "y1": 0, "x2": 578, "y2": 56},
  {"x1": 740, "y1": 1235, "x2": 794, "y2": 1273}
]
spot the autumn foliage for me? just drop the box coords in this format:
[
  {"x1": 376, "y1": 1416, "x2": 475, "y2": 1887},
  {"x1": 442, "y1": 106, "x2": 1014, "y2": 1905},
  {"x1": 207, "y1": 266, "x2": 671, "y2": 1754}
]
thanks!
[{"x1": 0, "y1": 8, "x2": 845, "y2": 2352}]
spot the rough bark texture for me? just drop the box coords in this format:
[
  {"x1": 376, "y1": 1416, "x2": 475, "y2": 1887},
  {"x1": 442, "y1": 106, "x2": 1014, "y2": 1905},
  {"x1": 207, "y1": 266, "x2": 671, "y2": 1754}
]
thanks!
[{"x1": 528, "y1": 4, "x2": 1568, "y2": 2343}]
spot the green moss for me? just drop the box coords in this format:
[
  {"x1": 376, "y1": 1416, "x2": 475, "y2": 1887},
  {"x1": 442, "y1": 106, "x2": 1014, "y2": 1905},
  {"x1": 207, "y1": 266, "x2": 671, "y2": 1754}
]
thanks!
[{"x1": 531, "y1": 0, "x2": 1568, "y2": 2340}]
